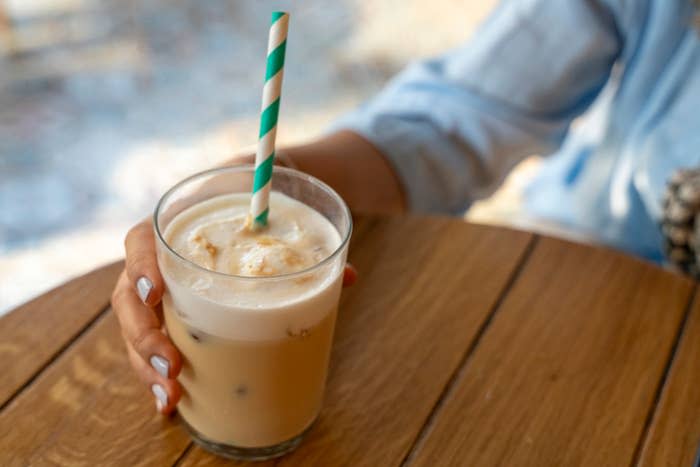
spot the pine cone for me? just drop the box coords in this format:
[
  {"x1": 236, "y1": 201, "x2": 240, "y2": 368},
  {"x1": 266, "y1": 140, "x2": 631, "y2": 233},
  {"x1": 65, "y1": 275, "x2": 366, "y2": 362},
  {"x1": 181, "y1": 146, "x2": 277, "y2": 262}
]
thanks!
[{"x1": 662, "y1": 168, "x2": 700, "y2": 278}]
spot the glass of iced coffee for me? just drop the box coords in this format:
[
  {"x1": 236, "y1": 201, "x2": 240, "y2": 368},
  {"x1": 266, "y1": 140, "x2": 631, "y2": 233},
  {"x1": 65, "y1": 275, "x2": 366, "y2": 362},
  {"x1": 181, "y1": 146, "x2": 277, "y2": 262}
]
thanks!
[{"x1": 153, "y1": 165, "x2": 351, "y2": 460}]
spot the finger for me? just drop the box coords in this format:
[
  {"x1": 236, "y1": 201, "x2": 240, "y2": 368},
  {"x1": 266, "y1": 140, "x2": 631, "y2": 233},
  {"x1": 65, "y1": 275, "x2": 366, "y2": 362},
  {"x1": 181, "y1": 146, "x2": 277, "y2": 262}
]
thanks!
[
  {"x1": 342, "y1": 263, "x2": 357, "y2": 287},
  {"x1": 125, "y1": 221, "x2": 164, "y2": 306},
  {"x1": 112, "y1": 271, "x2": 182, "y2": 379},
  {"x1": 126, "y1": 342, "x2": 181, "y2": 414}
]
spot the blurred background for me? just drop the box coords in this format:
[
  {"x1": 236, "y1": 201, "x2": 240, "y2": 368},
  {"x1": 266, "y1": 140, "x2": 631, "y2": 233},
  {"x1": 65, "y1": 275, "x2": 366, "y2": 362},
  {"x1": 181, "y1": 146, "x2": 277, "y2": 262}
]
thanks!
[{"x1": 1, "y1": 0, "x2": 537, "y2": 315}]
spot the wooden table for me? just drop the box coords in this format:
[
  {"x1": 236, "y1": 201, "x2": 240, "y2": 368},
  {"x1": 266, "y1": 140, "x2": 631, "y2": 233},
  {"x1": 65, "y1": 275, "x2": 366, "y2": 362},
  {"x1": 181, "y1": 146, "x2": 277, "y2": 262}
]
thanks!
[{"x1": 2, "y1": 217, "x2": 700, "y2": 466}]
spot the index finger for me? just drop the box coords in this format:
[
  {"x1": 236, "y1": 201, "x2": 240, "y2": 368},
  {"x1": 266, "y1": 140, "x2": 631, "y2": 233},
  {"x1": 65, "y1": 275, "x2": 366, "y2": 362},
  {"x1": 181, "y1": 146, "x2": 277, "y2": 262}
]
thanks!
[{"x1": 125, "y1": 220, "x2": 164, "y2": 306}]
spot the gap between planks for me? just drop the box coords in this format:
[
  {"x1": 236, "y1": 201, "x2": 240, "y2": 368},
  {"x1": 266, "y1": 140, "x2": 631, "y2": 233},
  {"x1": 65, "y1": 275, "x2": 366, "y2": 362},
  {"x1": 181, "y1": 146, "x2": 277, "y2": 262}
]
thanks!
[
  {"x1": 0, "y1": 304, "x2": 113, "y2": 413},
  {"x1": 172, "y1": 441, "x2": 194, "y2": 467},
  {"x1": 399, "y1": 234, "x2": 540, "y2": 467},
  {"x1": 629, "y1": 285, "x2": 699, "y2": 467}
]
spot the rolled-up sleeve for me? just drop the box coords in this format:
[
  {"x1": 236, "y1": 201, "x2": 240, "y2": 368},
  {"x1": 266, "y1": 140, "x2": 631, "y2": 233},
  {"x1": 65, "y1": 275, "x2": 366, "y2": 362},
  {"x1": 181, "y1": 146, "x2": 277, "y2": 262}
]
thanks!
[{"x1": 332, "y1": 0, "x2": 623, "y2": 214}]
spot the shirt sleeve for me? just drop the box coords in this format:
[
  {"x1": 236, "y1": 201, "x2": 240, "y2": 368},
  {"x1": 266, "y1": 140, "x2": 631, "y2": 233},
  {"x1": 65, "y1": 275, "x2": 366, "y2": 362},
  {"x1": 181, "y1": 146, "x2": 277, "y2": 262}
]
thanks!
[{"x1": 331, "y1": 0, "x2": 624, "y2": 214}]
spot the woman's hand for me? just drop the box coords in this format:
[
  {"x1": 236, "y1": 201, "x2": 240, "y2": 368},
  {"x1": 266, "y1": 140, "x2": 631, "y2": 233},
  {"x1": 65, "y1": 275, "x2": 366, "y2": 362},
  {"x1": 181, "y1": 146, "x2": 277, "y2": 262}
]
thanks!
[
  {"x1": 111, "y1": 221, "x2": 182, "y2": 414},
  {"x1": 111, "y1": 219, "x2": 357, "y2": 414}
]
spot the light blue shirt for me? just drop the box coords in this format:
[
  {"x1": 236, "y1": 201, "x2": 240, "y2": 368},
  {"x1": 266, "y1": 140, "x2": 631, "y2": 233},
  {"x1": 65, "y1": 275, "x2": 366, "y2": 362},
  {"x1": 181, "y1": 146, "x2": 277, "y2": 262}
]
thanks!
[{"x1": 335, "y1": 0, "x2": 700, "y2": 261}]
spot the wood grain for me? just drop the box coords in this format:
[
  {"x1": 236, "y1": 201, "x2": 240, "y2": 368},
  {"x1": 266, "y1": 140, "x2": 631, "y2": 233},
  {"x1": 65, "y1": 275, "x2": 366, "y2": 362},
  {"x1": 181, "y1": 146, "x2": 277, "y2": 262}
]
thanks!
[
  {"x1": 179, "y1": 217, "x2": 533, "y2": 466},
  {"x1": 406, "y1": 237, "x2": 695, "y2": 467},
  {"x1": 0, "y1": 261, "x2": 123, "y2": 407},
  {"x1": 0, "y1": 312, "x2": 191, "y2": 466},
  {"x1": 637, "y1": 294, "x2": 700, "y2": 467}
]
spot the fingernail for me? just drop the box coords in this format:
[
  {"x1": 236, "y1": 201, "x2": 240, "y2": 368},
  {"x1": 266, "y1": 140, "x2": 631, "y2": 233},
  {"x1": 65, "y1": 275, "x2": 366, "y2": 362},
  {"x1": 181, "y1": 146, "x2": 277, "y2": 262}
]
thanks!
[
  {"x1": 150, "y1": 355, "x2": 170, "y2": 378},
  {"x1": 151, "y1": 384, "x2": 168, "y2": 412},
  {"x1": 137, "y1": 276, "x2": 153, "y2": 304}
]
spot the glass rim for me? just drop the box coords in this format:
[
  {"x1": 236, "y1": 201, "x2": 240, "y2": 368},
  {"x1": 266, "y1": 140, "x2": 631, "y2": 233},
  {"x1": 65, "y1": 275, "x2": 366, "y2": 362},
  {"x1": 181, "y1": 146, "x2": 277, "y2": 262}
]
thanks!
[{"x1": 153, "y1": 164, "x2": 353, "y2": 282}]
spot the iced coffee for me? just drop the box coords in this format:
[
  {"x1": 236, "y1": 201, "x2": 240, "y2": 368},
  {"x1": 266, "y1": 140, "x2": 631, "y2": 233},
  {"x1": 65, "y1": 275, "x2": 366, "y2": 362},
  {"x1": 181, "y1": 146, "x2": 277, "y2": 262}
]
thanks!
[{"x1": 154, "y1": 167, "x2": 351, "y2": 460}]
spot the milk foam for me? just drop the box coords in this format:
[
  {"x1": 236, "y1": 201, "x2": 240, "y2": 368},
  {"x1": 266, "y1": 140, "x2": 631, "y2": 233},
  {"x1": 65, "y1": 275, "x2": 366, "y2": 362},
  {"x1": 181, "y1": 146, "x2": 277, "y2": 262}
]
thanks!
[{"x1": 160, "y1": 192, "x2": 345, "y2": 341}]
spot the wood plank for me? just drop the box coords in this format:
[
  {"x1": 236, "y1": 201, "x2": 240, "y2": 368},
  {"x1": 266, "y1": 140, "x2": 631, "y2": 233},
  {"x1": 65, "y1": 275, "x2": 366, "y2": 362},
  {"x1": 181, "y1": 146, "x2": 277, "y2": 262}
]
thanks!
[
  {"x1": 406, "y1": 237, "x2": 694, "y2": 467},
  {"x1": 637, "y1": 294, "x2": 700, "y2": 467},
  {"x1": 179, "y1": 217, "x2": 533, "y2": 466},
  {"x1": 0, "y1": 260, "x2": 124, "y2": 407},
  {"x1": 0, "y1": 312, "x2": 192, "y2": 466}
]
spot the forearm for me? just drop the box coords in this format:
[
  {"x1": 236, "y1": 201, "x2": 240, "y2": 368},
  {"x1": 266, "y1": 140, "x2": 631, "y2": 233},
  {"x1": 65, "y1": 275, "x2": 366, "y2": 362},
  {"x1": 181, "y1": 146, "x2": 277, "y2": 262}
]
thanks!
[
  {"x1": 221, "y1": 130, "x2": 404, "y2": 214},
  {"x1": 284, "y1": 131, "x2": 405, "y2": 215}
]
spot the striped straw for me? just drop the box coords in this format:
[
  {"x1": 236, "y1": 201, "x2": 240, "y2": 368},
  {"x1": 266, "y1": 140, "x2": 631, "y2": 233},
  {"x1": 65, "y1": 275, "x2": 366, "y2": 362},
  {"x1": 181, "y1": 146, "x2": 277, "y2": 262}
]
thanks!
[{"x1": 249, "y1": 11, "x2": 289, "y2": 230}]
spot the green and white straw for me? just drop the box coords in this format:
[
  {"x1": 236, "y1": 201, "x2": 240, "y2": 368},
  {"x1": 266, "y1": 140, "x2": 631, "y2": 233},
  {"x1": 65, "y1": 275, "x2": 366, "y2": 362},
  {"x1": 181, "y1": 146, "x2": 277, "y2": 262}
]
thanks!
[{"x1": 249, "y1": 11, "x2": 289, "y2": 230}]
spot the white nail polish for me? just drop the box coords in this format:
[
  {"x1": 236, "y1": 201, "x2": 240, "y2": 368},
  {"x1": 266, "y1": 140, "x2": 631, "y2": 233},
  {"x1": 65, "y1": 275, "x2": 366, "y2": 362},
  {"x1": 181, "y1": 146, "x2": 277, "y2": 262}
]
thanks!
[
  {"x1": 150, "y1": 355, "x2": 170, "y2": 378},
  {"x1": 137, "y1": 276, "x2": 153, "y2": 304},
  {"x1": 151, "y1": 384, "x2": 168, "y2": 412}
]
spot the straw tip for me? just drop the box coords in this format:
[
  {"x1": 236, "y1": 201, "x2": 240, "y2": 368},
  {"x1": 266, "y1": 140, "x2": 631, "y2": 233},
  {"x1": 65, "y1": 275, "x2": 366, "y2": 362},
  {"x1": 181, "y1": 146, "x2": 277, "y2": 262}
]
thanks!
[
  {"x1": 271, "y1": 11, "x2": 289, "y2": 22},
  {"x1": 249, "y1": 220, "x2": 268, "y2": 232},
  {"x1": 245, "y1": 212, "x2": 269, "y2": 232}
]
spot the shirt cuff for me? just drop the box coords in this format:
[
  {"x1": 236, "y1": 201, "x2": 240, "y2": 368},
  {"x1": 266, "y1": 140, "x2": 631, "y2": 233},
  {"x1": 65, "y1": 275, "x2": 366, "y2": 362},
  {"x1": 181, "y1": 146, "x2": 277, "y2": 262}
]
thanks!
[{"x1": 329, "y1": 106, "x2": 473, "y2": 216}]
